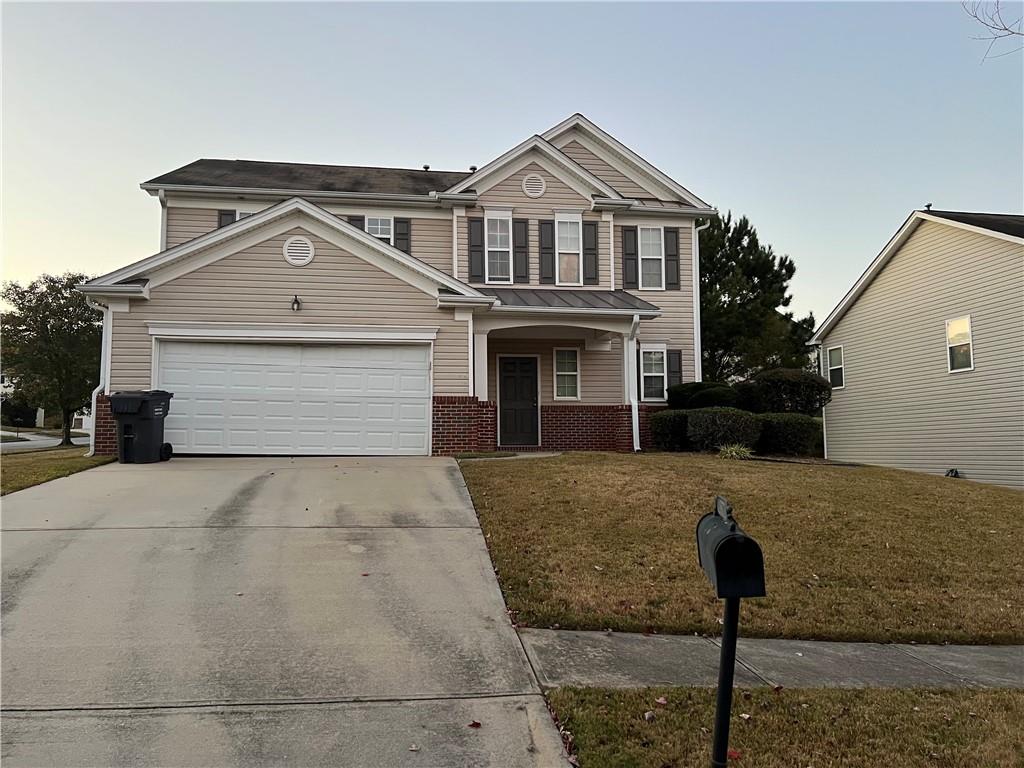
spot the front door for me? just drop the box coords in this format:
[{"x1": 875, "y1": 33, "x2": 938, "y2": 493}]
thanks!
[{"x1": 498, "y1": 357, "x2": 539, "y2": 446}]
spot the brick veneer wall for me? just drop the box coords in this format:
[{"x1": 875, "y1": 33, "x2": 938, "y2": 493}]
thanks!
[
  {"x1": 537, "y1": 404, "x2": 633, "y2": 452},
  {"x1": 432, "y1": 396, "x2": 497, "y2": 455},
  {"x1": 93, "y1": 393, "x2": 117, "y2": 457}
]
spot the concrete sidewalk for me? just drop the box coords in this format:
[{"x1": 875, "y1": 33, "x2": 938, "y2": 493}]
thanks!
[{"x1": 518, "y1": 628, "x2": 1023, "y2": 690}]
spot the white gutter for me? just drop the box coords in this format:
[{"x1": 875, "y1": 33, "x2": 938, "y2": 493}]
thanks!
[
  {"x1": 693, "y1": 218, "x2": 712, "y2": 381},
  {"x1": 84, "y1": 298, "x2": 112, "y2": 457},
  {"x1": 142, "y1": 183, "x2": 478, "y2": 208},
  {"x1": 628, "y1": 313, "x2": 641, "y2": 452},
  {"x1": 486, "y1": 305, "x2": 660, "y2": 319}
]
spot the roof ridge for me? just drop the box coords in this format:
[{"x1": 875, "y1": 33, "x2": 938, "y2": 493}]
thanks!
[{"x1": 195, "y1": 158, "x2": 470, "y2": 175}]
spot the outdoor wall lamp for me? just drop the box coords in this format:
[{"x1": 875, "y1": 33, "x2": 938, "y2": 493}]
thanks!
[{"x1": 290, "y1": 295, "x2": 302, "y2": 312}]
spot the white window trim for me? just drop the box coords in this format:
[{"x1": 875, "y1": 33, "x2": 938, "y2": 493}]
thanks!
[
  {"x1": 365, "y1": 216, "x2": 394, "y2": 245},
  {"x1": 638, "y1": 225, "x2": 665, "y2": 291},
  {"x1": 825, "y1": 344, "x2": 845, "y2": 390},
  {"x1": 484, "y1": 210, "x2": 513, "y2": 285},
  {"x1": 640, "y1": 342, "x2": 668, "y2": 402},
  {"x1": 946, "y1": 315, "x2": 974, "y2": 374},
  {"x1": 553, "y1": 347, "x2": 582, "y2": 401},
  {"x1": 555, "y1": 212, "x2": 583, "y2": 287}
]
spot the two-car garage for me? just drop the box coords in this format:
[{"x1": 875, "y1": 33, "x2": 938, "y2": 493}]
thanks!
[{"x1": 156, "y1": 341, "x2": 432, "y2": 455}]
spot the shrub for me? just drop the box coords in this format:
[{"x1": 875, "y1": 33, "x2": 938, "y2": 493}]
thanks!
[
  {"x1": 687, "y1": 407, "x2": 762, "y2": 451},
  {"x1": 649, "y1": 409, "x2": 689, "y2": 451},
  {"x1": 733, "y1": 380, "x2": 766, "y2": 413},
  {"x1": 757, "y1": 412, "x2": 822, "y2": 456},
  {"x1": 753, "y1": 368, "x2": 832, "y2": 415},
  {"x1": 0, "y1": 398, "x2": 37, "y2": 429},
  {"x1": 718, "y1": 443, "x2": 753, "y2": 460},
  {"x1": 688, "y1": 385, "x2": 739, "y2": 409},
  {"x1": 666, "y1": 381, "x2": 727, "y2": 410}
]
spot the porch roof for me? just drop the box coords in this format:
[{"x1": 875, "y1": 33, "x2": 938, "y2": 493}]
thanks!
[{"x1": 478, "y1": 287, "x2": 659, "y2": 313}]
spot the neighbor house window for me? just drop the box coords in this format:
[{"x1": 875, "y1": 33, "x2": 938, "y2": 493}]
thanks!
[
  {"x1": 641, "y1": 344, "x2": 667, "y2": 401},
  {"x1": 554, "y1": 348, "x2": 580, "y2": 400},
  {"x1": 639, "y1": 227, "x2": 664, "y2": 290},
  {"x1": 217, "y1": 210, "x2": 237, "y2": 228},
  {"x1": 366, "y1": 217, "x2": 393, "y2": 244},
  {"x1": 485, "y1": 212, "x2": 512, "y2": 283},
  {"x1": 556, "y1": 213, "x2": 582, "y2": 286},
  {"x1": 946, "y1": 315, "x2": 974, "y2": 372},
  {"x1": 825, "y1": 345, "x2": 845, "y2": 388}
]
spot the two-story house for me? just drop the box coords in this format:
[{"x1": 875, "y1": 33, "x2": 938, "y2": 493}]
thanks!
[{"x1": 79, "y1": 114, "x2": 715, "y2": 457}]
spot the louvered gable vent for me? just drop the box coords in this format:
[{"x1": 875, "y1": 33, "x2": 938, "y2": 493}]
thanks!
[
  {"x1": 283, "y1": 235, "x2": 315, "y2": 266},
  {"x1": 522, "y1": 173, "x2": 546, "y2": 198}
]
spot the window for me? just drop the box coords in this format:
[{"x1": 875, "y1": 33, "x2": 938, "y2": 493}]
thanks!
[
  {"x1": 366, "y1": 217, "x2": 393, "y2": 244},
  {"x1": 217, "y1": 210, "x2": 237, "y2": 228},
  {"x1": 946, "y1": 315, "x2": 974, "y2": 372},
  {"x1": 237, "y1": 211, "x2": 253, "y2": 220},
  {"x1": 639, "y1": 227, "x2": 664, "y2": 290},
  {"x1": 556, "y1": 214, "x2": 582, "y2": 285},
  {"x1": 825, "y1": 345, "x2": 844, "y2": 388},
  {"x1": 640, "y1": 345, "x2": 667, "y2": 401},
  {"x1": 485, "y1": 213, "x2": 512, "y2": 283},
  {"x1": 554, "y1": 348, "x2": 580, "y2": 400}
]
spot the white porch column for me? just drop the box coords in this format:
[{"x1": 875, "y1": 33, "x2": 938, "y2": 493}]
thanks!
[
  {"x1": 473, "y1": 332, "x2": 489, "y2": 401},
  {"x1": 623, "y1": 313, "x2": 641, "y2": 451}
]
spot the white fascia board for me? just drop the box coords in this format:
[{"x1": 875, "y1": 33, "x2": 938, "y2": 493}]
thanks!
[
  {"x1": 437, "y1": 295, "x2": 497, "y2": 308},
  {"x1": 142, "y1": 183, "x2": 451, "y2": 206},
  {"x1": 165, "y1": 194, "x2": 456, "y2": 220},
  {"x1": 87, "y1": 197, "x2": 483, "y2": 299},
  {"x1": 445, "y1": 135, "x2": 621, "y2": 200},
  {"x1": 76, "y1": 283, "x2": 149, "y2": 298},
  {"x1": 145, "y1": 321, "x2": 438, "y2": 343},
  {"x1": 542, "y1": 114, "x2": 710, "y2": 208}
]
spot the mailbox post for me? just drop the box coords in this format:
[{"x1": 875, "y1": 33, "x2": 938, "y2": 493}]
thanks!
[{"x1": 696, "y1": 496, "x2": 766, "y2": 768}]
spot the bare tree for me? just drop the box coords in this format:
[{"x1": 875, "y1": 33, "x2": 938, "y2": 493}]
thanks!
[{"x1": 963, "y1": 1, "x2": 1023, "y2": 60}]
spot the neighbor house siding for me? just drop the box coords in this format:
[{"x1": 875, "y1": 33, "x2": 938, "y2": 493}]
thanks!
[
  {"x1": 559, "y1": 140, "x2": 654, "y2": 199},
  {"x1": 165, "y1": 208, "x2": 220, "y2": 248},
  {"x1": 486, "y1": 337, "x2": 624, "y2": 405},
  {"x1": 108, "y1": 227, "x2": 469, "y2": 395},
  {"x1": 821, "y1": 220, "x2": 1024, "y2": 488}
]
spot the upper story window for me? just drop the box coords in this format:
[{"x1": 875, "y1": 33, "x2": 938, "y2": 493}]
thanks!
[
  {"x1": 639, "y1": 227, "x2": 664, "y2": 290},
  {"x1": 485, "y1": 213, "x2": 512, "y2": 284},
  {"x1": 366, "y1": 217, "x2": 393, "y2": 244},
  {"x1": 825, "y1": 345, "x2": 845, "y2": 389},
  {"x1": 640, "y1": 343, "x2": 667, "y2": 401},
  {"x1": 556, "y1": 213, "x2": 582, "y2": 286},
  {"x1": 217, "y1": 210, "x2": 237, "y2": 228},
  {"x1": 946, "y1": 315, "x2": 974, "y2": 372}
]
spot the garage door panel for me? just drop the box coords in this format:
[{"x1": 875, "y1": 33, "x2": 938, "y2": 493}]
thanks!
[{"x1": 158, "y1": 341, "x2": 431, "y2": 456}]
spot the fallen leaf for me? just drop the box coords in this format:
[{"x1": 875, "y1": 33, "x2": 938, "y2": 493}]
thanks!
[
  {"x1": 654, "y1": 696, "x2": 668, "y2": 706},
  {"x1": 235, "y1": 592, "x2": 244, "y2": 596},
  {"x1": 593, "y1": 565, "x2": 604, "y2": 571},
  {"x1": 739, "y1": 713, "x2": 751, "y2": 721},
  {"x1": 467, "y1": 720, "x2": 482, "y2": 728},
  {"x1": 408, "y1": 744, "x2": 420, "y2": 752},
  {"x1": 728, "y1": 748, "x2": 743, "y2": 760},
  {"x1": 773, "y1": 685, "x2": 784, "y2": 692},
  {"x1": 361, "y1": 573, "x2": 370, "y2": 577},
  {"x1": 643, "y1": 710, "x2": 656, "y2": 722}
]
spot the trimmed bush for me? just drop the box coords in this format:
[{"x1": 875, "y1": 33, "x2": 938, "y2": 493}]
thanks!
[
  {"x1": 666, "y1": 381, "x2": 727, "y2": 410},
  {"x1": 733, "y1": 380, "x2": 766, "y2": 413},
  {"x1": 687, "y1": 407, "x2": 762, "y2": 451},
  {"x1": 753, "y1": 368, "x2": 832, "y2": 415},
  {"x1": 757, "y1": 413, "x2": 822, "y2": 456},
  {"x1": 649, "y1": 409, "x2": 689, "y2": 452},
  {"x1": 0, "y1": 399, "x2": 37, "y2": 429},
  {"x1": 688, "y1": 385, "x2": 739, "y2": 409}
]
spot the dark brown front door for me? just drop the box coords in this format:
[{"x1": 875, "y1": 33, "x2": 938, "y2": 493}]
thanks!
[{"x1": 499, "y1": 357, "x2": 538, "y2": 446}]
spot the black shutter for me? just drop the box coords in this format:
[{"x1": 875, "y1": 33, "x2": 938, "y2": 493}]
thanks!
[
  {"x1": 539, "y1": 220, "x2": 555, "y2": 284},
  {"x1": 217, "y1": 210, "x2": 236, "y2": 228},
  {"x1": 469, "y1": 218, "x2": 485, "y2": 282},
  {"x1": 667, "y1": 350, "x2": 683, "y2": 387},
  {"x1": 582, "y1": 221, "x2": 599, "y2": 285},
  {"x1": 513, "y1": 219, "x2": 530, "y2": 283},
  {"x1": 394, "y1": 218, "x2": 411, "y2": 254},
  {"x1": 347, "y1": 215, "x2": 365, "y2": 230},
  {"x1": 622, "y1": 226, "x2": 638, "y2": 289},
  {"x1": 665, "y1": 227, "x2": 680, "y2": 290}
]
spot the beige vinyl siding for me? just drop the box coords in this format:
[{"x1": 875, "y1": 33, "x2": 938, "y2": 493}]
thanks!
[
  {"x1": 165, "y1": 208, "x2": 220, "y2": 248},
  {"x1": 409, "y1": 216, "x2": 453, "y2": 274},
  {"x1": 487, "y1": 337, "x2": 624, "y2": 405},
  {"x1": 109, "y1": 227, "x2": 469, "y2": 395},
  {"x1": 559, "y1": 140, "x2": 654, "y2": 199},
  {"x1": 821, "y1": 220, "x2": 1024, "y2": 488},
  {"x1": 616, "y1": 223, "x2": 697, "y2": 383}
]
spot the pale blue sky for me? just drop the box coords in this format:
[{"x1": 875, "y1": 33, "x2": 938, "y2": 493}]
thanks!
[{"x1": 3, "y1": 2, "x2": 1021, "y2": 321}]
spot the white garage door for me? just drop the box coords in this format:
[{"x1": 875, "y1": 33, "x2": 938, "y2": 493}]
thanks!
[{"x1": 157, "y1": 341, "x2": 431, "y2": 455}]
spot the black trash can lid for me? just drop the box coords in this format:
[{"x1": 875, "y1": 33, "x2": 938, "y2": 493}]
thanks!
[{"x1": 109, "y1": 391, "x2": 147, "y2": 414}]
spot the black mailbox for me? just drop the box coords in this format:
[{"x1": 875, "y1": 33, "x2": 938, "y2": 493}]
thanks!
[{"x1": 696, "y1": 496, "x2": 765, "y2": 599}]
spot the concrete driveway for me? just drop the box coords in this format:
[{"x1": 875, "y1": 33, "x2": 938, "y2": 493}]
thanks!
[{"x1": 1, "y1": 457, "x2": 565, "y2": 767}]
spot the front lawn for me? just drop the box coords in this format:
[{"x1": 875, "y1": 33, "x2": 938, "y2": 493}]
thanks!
[
  {"x1": 1, "y1": 434, "x2": 29, "y2": 443},
  {"x1": 461, "y1": 453, "x2": 1024, "y2": 643},
  {"x1": 549, "y1": 687, "x2": 1024, "y2": 768},
  {"x1": 1, "y1": 447, "x2": 114, "y2": 495}
]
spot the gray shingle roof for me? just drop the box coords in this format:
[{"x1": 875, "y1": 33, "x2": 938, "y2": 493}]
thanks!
[
  {"x1": 479, "y1": 287, "x2": 659, "y2": 312},
  {"x1": 924, "y1": 210, "x2": 1024, "y2": 239},
  {"x1": 144, "y1": 159, "x2": 471, "y2": 196}
]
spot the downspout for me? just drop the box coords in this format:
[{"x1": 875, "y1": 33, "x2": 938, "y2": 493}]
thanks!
[
  {"x1": 84, "y1": 298, "x2": 111, "y2": 456},
  {"x1": 628, "y1": 313, "x2": 641, "y2": 452},
  {"x1": 158, "y1": 189, "x2": 168, "y2": 251},
  {"x1": 693, "y1": 218, "x2": 711, "y2": 382}
]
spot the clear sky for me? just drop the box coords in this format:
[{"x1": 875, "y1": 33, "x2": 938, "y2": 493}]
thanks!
[{"x1": 3, "y1": 1, "x2": 1021, "y2": 322}]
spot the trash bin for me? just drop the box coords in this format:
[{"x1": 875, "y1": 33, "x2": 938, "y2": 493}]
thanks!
[{"x1": 109, "y1": 390, "x2": 174, "y2": 464}]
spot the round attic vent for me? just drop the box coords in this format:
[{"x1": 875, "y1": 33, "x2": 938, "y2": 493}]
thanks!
[
  {"x1": 522, "y1": 173, "x2": 546, "y2": 198},
  {"x1": 283, "y1": 236, "x2": 315, "y2": 266}
]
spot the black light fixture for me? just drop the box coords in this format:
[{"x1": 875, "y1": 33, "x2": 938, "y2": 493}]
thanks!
[{"x1": 291, "y1": 295, "x2": 302, "y2": 312}]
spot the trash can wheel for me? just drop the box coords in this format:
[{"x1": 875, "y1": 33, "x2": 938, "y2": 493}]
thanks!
[{"x1": 160, "y1": 443, "x2": 173, "y2": 462}]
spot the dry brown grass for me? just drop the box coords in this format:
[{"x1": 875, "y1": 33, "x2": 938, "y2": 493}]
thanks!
[
  {"x1": 461, "y1": 452, "x2": 1024, "y2": 643},
  {"x1": 1, "y1": 447, "x2": 114, "y2": 495},
  {"x1": 548, "y1": 686, "x2": 1024, "y2": 768}
]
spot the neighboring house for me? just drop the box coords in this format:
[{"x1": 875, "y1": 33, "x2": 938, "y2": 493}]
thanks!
[
  {"x1": 810, "y1": 210, "x2": 1024, "y2": 488},
  {"x1": 79, "y1": 114, "x2": 715, "y2": 457},
  {"x1": 0, "y1": 373, "x2": 46, "y2": 429}
]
